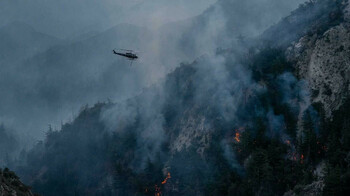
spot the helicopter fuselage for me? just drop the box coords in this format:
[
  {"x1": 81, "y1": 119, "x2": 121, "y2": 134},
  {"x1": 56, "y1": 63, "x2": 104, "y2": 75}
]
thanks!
[{"x1": 113, "y1": 50, "x2": 138, "y2": 59}]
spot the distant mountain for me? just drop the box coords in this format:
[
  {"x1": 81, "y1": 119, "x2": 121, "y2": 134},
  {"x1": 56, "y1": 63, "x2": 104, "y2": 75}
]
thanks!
[
  {"x1": 0, "y1": 21, "x2": 60, "y2": 64},
  {"x1": 0, "y1": 0, "x2": 216, "y2": 38}
]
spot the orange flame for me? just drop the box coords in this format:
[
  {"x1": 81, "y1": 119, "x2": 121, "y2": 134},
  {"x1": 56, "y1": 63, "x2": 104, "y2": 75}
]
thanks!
[
  {"x1": 155, "y1": 172, "x2": 171, "y2": 196},
  {"x1": 234, "y1": 132, "x2": 241, "y2": 143},
  {"x1": 161, "y1": 172, "x2": 171, "y2": 185},
  {"x1": 233, "y1": 127, "x2": 245, "y2": 143}
]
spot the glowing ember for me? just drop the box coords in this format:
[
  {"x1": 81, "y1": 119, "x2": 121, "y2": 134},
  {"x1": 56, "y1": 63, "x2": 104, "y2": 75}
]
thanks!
[
  {"x1": 161, "y1": 172, "x2": 171, "y2": 185},
  {"x1": 300, "y1": 154, "x2": 304, "y2": 164},
  {"x1": 233, "y1": 127, "x2": 245, "y2": 143},
  {"x1": 234, "y1": 132, "x2": 241, "y2": 143},
  {"x1": 155, "y1": 185, "x2": 161, "y2": 196},
  {"x1": 285, "y1": 140, "x2": 291, "y2": 145}
]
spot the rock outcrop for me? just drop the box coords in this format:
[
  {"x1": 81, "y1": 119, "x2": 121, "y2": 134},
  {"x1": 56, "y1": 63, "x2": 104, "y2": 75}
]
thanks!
[
  {"x1": 287, "y1": 1, "x2": 350, "y2": 117},
  {"x1": 0, "y1": 168, "x2": 35, "y2": 196},
  {"x1": 284, "y1": 181, "x2": 325, "y2": 196}
]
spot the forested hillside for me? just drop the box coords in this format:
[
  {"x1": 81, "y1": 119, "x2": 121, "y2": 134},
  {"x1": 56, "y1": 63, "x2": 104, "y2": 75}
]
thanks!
[{"x1": 8, "y1": 0, "x2": 350, "y2": 195}]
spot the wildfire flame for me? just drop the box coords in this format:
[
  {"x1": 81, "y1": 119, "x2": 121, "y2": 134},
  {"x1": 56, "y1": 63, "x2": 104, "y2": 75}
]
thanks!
[
  {"x1": 233, "y1": 127, "x2": 245, "y2": 143},
  {"x1": 154, "y1": 172, "x2": 171, "y2": 196},
  {"x1": 161, "y1": 172, "x2": 171, "y2": 185},
  {"x1": 234, "y1": 132, "x2": 241, "y2": 143}
]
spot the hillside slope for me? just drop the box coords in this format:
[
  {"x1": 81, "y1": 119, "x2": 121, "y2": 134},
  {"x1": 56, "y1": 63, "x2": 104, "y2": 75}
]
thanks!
[{"x1": 14, "y1": 0, "x2": 350, "y2": 196}]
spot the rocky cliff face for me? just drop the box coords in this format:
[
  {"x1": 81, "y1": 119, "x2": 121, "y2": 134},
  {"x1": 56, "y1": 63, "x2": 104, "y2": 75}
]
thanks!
[
  {"x1": 281, "y1": 1, "x2": 350, "y2": 195},
  {"x1": 0, "y1": 168, "x2": 34, "y2": 196},
  {"x1": 287, "y1": 2, "x2": 350, "y2": 118}
]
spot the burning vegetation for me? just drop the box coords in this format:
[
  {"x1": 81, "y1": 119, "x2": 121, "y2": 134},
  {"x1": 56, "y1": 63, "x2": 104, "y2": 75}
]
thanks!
[
  {"x1": 234, "y1": 132, "x2": 241, "y2": 143},
  {"x1": 151, "y1": 172, "x2": 172, "y2": 196},
  {"x1": 161, "y1": 172, "x2": 171, "y2": 185},
  {"x1": 233, "y1": 127, "x2": 245, "y2": 143}
]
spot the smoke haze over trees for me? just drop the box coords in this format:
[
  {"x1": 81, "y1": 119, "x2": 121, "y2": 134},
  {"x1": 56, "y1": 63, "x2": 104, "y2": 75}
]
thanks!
[
  {"x1": 0, "y1": 0, "x2": 306, "y2": 142},
  {"x1": 2, "y1": 0, "x2": 350, "y2": 195}
]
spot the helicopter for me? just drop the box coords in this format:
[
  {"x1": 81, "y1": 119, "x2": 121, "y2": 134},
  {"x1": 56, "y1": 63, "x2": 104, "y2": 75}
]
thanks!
[{"x1": 113, "y1": 49, "x2": 138, "y2": 66}]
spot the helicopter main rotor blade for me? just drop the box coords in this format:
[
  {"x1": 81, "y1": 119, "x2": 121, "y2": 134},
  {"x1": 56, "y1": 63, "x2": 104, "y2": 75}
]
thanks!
[{"x1": 119, "y1": 49, "x2": 133, "y2": 52}]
